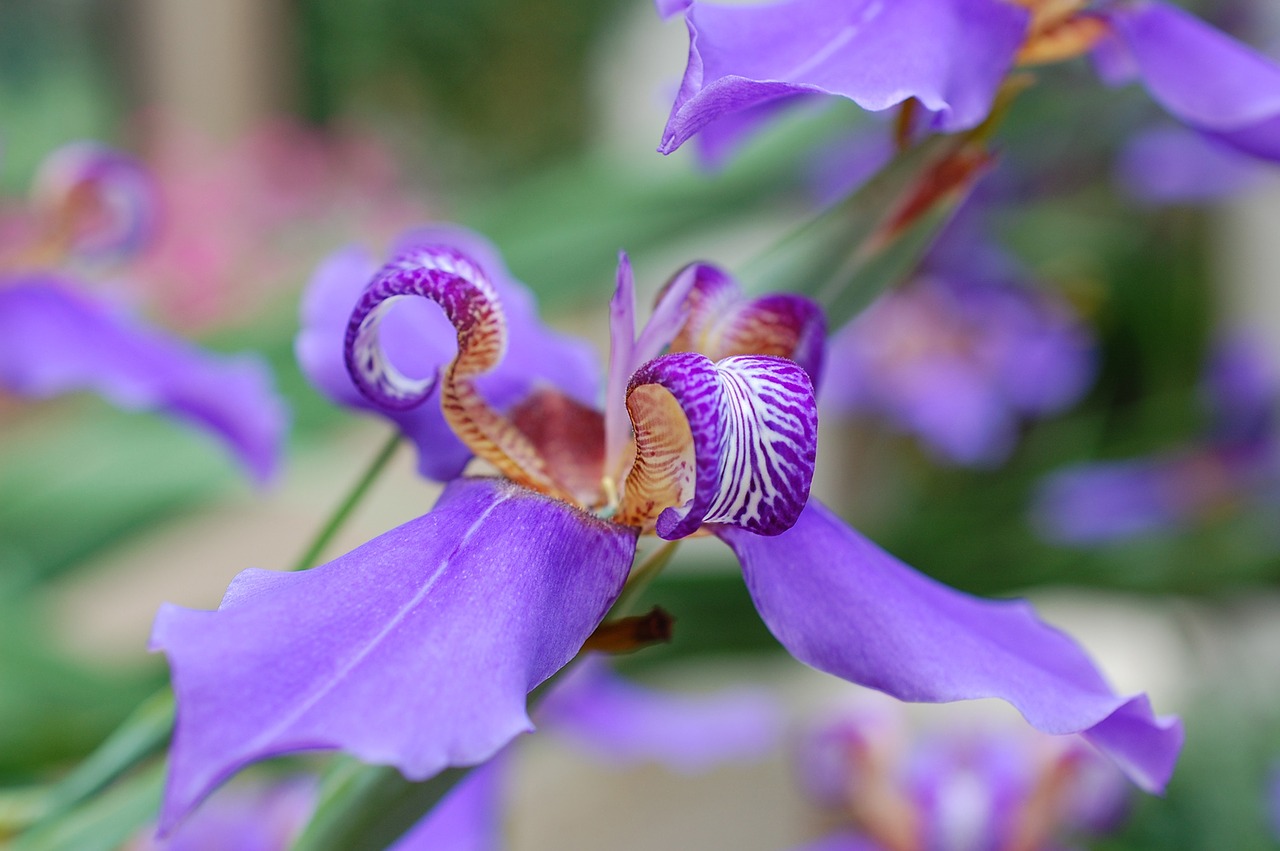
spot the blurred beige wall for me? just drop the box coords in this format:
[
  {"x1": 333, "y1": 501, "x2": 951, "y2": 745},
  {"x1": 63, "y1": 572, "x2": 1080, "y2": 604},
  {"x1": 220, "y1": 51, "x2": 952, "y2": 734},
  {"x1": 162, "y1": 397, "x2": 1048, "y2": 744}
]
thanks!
[{"x1": 131, "y1": 0, "x2": 294, "y2": 140}]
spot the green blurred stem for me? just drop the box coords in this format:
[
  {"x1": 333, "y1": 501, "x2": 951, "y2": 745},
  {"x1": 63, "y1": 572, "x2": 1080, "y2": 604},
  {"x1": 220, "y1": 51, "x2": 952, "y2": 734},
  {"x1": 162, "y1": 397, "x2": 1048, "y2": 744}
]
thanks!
[{"x1": 13, "y1": 432, "x2": 403, "y2": 836}]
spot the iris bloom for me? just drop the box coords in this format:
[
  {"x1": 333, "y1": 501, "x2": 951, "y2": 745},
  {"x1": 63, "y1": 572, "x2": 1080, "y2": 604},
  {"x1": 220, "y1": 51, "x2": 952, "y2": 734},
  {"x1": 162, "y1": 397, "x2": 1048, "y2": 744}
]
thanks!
[
  {"x1": 656, "y1": 0, "x2": 1280, "y2": 166},
  {"x1": 0, "y1": 142, "x2": 286, "y2": 483},
  {"x1": 823, "y1": 273, "x2": 1094, "y2": 467},
  {"x1": 1034, "y1": 337, "x2": 1278, "y2": 543},
  {"x1": 792, "y1": 694, "x2": 1132, "y2": 851},
  {"x1": 152, "y1": 228, "x2": 1179, "y2": 834}
]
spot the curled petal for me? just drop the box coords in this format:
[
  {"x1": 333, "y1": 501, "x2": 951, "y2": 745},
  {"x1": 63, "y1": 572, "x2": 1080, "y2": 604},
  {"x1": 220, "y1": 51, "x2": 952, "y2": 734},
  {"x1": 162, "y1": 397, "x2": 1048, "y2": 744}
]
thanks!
[
  {"x1": 1102, "y1": 2, "x2": 1280, "y2": 161},
  {"x1": 537, "y1": 657, "x2": 782, "y2": 772},
  {"x1": 29, "y1": 141, "x2": 158, "y2": 261},
  {"x1": 659, "y1": 0, "x2": 1029, "y2": 155},
  {"x1": 0, "y1": 277, "x2": 285, "y2": 483},
  {"x1": 297, "y1": 227, "x2": 597, "y2": 482},
  {"x1": 618, "y1": 353, "x2": 817, "y2": 539},
  {"x1": 151, "y1": 477, "x2": 638, "y2": 830},
  {"x1": 666, "y1": 263, "x2": 825, "y2": 386},
  {"x1": 717, "y1": 500, "x2": 1183, "y2": 792}
]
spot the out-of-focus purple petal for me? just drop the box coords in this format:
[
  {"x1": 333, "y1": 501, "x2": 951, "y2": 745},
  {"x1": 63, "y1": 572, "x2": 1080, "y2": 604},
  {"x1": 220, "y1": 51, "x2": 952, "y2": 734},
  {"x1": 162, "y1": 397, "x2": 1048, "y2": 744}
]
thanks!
[
  {"x1": 906, "y1": 734, "x2": 1025, "y2": 851},
  {"x1": 132, "y1": 778, "x2": 314, "y2": 851},
  {"x1": 717, "y1": 499, "x2": 1184, "y2": 792},
  {"x1": 1119, "y1": 126, "x2": 1259, "y2": 203},
  {"x1": 654, "y1": 0, "x2": 692, "y2": 21},
  {"x1": 1267, "y1": 761, "x2": 1280, "y2": 843},
  {"x1": 536, "y1": 656, "x2": 782, "y2": 772},
  {"x1": 151, "y1": 477, "x2": 637, "y2": 831},
  {"x1": 390, "y1": 758, "x2": 506, "y2": 851},
  {"x1": 295, "y1": 226, "x2": 598, "y2": 481},
  {"x1": 1103, "y1": 1, "x2": 1280, "y2": 162},
  {"x1": 0, "y1": 277, "x2": 286, "y2": 483},
  {"x1": 30, "y1": 141, "x2": 159, "y2": 261},
  {"x1": 894, "y1": 360, "x2": 1016, "y2": 466},
  {"x1": 659, "y1": 0, "x2": 1029, "y2": 155},
  {"x1": 619, "y1": 353, "x2": 817, "y2": 538},
  {"x1": 1203, "y1": 335, "x2": 1276, "y2": 445},
  {"x1": 786, "y1": 832, "x2": 885, "y2": 851},
  {"x1": 809, "y1": 127, "x2": 895, "y2": 207},
  {"x1": 1032, "y1": 460, "x2": 1178, "y2": 544}
]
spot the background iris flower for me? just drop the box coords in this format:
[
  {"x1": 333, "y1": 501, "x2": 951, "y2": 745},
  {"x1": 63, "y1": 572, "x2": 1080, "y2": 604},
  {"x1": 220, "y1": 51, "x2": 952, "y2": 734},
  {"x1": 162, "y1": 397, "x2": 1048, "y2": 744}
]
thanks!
[{"x1": 150, "y1": 228, "x2": 1179, "y2": 836}]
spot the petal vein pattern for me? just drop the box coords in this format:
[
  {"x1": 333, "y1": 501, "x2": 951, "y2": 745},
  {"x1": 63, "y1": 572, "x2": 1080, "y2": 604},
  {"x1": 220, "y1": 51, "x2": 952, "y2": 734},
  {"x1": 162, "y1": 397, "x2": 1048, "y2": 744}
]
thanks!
[
  {"x1": 619, "y1": 353, "x2": 817, "y2": 538},
  {"x1": 151, "y1": 477, "x2": 638, "y2": 830}
]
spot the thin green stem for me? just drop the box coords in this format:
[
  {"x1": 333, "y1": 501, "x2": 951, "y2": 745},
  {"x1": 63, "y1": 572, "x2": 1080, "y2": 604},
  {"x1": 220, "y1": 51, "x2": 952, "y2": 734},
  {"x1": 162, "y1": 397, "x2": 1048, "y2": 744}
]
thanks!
[
  {"x1": 13, "y1": 431, "x2": 403, "y2": 836},
  {"x1": 611, "y1": 540, "x2": 680, "y2": 619}
]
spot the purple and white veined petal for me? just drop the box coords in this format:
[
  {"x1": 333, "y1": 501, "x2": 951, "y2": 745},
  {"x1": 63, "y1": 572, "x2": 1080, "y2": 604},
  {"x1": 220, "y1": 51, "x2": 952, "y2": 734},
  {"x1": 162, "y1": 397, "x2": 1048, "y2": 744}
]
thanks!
[
  {"x1": 658, "y1": 0, "x2": 1029, "y2": 156},
  {"x1": 618, "y1": 352, "x2": 818, "y2": 539},
  {"x1": 1100, "y1": 1, "x2": 1280, "y2": 162},
  {"x1": 717, "y1": 500, "x2": 1184, "y2": 793},
  {"x1": 536, "y1": 656, "x2": 782, "y2": 772},
  {"x1": 390, "y1": 756, "x2": 507, "y2": 851},
  {"x1": 29, "y1": 141, "x2": 159, "y2": 261},
  {"x1": 151, "y1": 477, "x2": 638, "y2": 831},
  {"x1": 296, "y1": 226, "x2": 598, "y2": 482},
  {"x1": 0, "y1": 277, "x2": 286, "y2": 484},
  {"x1": 665, "y1": 263, "x2": 825, "y2": 387}
]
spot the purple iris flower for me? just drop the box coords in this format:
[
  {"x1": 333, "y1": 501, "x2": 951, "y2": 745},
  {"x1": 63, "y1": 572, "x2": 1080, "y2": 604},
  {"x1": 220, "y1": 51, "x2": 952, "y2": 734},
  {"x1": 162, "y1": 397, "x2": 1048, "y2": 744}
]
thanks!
[
  {"x1": 1034, "y1": 336, "x2": 1279, "y2": 544},
  {"x1": 657, "y1": 0, "x2": 1280, "y2": 167},
  {"x1": 0, "y1": 142, "x2": 287, "y2": 483},
  {"x1": 150, "y1": 232, "x2": 1179, "y2": 835},
  {"x1": 791, "y1": 694, "x2": 1132, "y2": 851},
  {"x1": 822, "y1": 274, "x2": 1095, "y2": 467}
]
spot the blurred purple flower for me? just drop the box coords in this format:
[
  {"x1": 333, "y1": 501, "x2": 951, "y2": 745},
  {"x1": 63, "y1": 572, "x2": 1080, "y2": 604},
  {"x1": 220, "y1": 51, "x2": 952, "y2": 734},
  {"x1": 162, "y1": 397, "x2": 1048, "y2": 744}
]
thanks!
[
  {"x1": 151, "y1": 234, "x2": 1178, "y2": 833},
  {"x1": 128, "y1": 777, "x2": 314, "y2": 851},
  {"x1": 0, "y1": 142, "x2": 287, "y2": 483},
  {"x1": 657, "y1": 0, "x2": 1280, "y2": 168},
  {"x1": 791, "y1": 694, "x2": 1133, "y2": 851},
  {"x1": 822, "y1": 274, "x2": 1095, "y2": 467},
  {"x1": 1118, "y1": 126, "x2": 1260, "y2": 203},
  {"x1": 1034, "y1": 336, "x2": 1279, "y2": 544}
]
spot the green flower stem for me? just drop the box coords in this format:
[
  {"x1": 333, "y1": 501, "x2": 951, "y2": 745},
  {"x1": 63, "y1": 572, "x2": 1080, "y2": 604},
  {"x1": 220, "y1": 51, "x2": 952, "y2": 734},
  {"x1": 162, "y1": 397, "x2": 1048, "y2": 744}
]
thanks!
[{"x1": 13, "y1": 431, "x2": 403, "y2": 837}]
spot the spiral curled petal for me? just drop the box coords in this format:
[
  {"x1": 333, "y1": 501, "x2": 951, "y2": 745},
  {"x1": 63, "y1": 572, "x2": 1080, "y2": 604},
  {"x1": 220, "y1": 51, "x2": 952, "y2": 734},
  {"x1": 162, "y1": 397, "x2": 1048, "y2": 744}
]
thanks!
[
  {"x1": 343, "y1": 245, "x2": 572, "y2": 498},
  {"x1": 617, "y1": 352, "x2": 817, "y2": 538}
]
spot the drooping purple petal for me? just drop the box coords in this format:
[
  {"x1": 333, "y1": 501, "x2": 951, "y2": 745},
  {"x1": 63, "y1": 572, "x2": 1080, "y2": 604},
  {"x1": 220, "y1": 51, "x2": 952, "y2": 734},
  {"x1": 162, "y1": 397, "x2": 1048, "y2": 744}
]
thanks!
[
  {"x1": 717, "y1": 499, "x2": 1184, "y2": 792},
  {"x1": 1101, "y1": 1, "x2": 1280, "y2": 161},
  {"x1": 536, "y1": 656, "x2": 782, "y2": 772},
  {"x1": 0, "y1": 277, "x2": 286, "y2": 483},
  {"x1": 659, "y1": 0, "x2": 1029, "y2": 155},
  {"x1": 151, "y1": 477, "x2": 637, "y2": 830},
  {"x1": 390, "y1": 757, "x2": 506, "y2": 851},
  {"x1": 1118, "y1": 126, "x2": 1259, "y2": 203},
  {"x1": 295, "y1": 226, "x2": 598, "y2": 481},
  {"x1": 618, "y1": 353, "x2": 818, "y2": 538}
]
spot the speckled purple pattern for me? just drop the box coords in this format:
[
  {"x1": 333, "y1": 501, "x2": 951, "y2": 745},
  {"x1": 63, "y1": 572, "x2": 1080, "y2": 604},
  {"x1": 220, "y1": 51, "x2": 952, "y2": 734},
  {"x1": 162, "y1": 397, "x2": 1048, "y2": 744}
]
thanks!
[
  {"x1": 345, "y1": 246, "x2": 500, "y2": 411},
  {"x1": 627, "y1": 352, "x2": 818, "y2": 538}
]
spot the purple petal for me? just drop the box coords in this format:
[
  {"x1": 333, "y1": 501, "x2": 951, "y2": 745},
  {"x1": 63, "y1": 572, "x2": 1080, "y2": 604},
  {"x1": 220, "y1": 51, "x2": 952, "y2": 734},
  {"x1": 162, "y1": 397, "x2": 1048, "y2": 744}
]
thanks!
[
  {"x1": 1032, "y1": 459, "x2": 1181, "y2": 544},
  {"x1": 536, "y1": 656, "x2": 782, "y2": 772},
  {"x1": 0, "y1": 277, "x2": 285, "y2": 483},
  {"x1": 151, "y1": 477, "x2": 637, "y2": 830},
  {"x1": 619, "y1": 353, "x2": 818, "y2": 538},
  {"x1": 668, "y1": 263, "x2": 826, "y2": 387},
  {"x1": 295, "y1": 226, "x2": 598, "y2": 481},
  {"x1": 786, "y1": 833, "x2": 885, "y2": 851},
  {"x1": 1118, "y1": 126, "x2": 1259, "y2": 203},
  {"x1": 134, "y1": 778, "x2": 315, "y2": 851},
  {"x1": 659, "y1": 0, "x2": 1029, "y2": 155},
  {"x1": 716, "y1": 500, "x2": 1183, "y2": 792},
  {"x1": 1103, "y1": 1, "x2": 1280, "y2": 161},
  {"x1": 390, "y1": 757, "x2": 506, "y2": 851},
  {"x1": 30, "y1": 141, "x2": 159, "y2": 261}
]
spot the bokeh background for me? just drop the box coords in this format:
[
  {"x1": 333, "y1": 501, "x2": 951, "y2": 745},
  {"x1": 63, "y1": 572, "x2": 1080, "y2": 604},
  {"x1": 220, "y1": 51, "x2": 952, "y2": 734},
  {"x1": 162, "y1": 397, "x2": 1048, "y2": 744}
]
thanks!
[{"x1": 3, "y1": 0, "x2": 1280, "y2": 848}]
